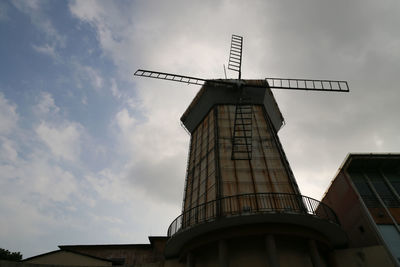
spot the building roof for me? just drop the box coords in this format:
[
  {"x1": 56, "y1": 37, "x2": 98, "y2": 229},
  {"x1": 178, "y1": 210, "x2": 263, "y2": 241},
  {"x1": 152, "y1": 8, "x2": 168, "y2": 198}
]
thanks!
[
  {"x1": 180, "y1": 79, "x2": 284, "y2": 133},
  {"x1": 340, "y1": 153, "x2": 400, "y2": 171},
  {"x1": 23, "y1": 236, "x2": 169, "y2": 263},
  {"x1": 22, "y1": 249, "x2": 114, "y2": 263},
  {"x1": 58, "y1": 236, "x2": 169, "y2": 250},
  {"x1": 322, "y1": 153, "x2": 400, "y2": 199}
]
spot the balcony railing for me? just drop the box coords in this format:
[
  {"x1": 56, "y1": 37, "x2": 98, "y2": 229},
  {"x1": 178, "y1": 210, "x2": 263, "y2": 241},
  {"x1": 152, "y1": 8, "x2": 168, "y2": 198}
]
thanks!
[{"x1": 167, "y1": 193, "x2": 339, "y2": 237}]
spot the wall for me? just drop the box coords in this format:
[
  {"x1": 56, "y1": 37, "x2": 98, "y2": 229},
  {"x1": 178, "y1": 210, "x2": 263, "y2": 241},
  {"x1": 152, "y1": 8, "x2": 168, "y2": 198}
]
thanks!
[
  {"x1": 167, "y1": 233, "x2": 330, "y2": 267},
  {"x1": 61, "y1": 241, "x2": 166, "y2": 266},
  {"x1": 217, "y1": 105, "x2": 296, "y2": 197},
  {"x1": 23, "y1": 251, "x2": 111, "y2": 266},
  {"x1": 321, "y1": 171, "x2": 381, "y2": 248},
  {"x1": 63, "y1": 247, "x2": 153, "y2": 266},
  {"x1": 183, "y1": 108, "x2": 217, "y2": 214},
  {"x1": 182, "y1": 104, "x2": 298, "y2": 217},
  {"x1": 0, "y1": 261, "x2": 163, "y2": 267},
  {"x1": 331, "y1": 245, "x2": 396, "y2": 267}
]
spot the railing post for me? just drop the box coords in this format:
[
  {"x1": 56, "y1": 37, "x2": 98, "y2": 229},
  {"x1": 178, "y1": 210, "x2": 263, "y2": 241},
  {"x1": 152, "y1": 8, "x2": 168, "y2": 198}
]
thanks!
[
  {"x1": 255, "y1": 193, "x2": 260, "y2": 212},
  {"x1": 272, "y1": 193, "x2": 277, "y2": 211},
  {"x1": 307, "y1": 197, "x2": 313, "y2": 214}
]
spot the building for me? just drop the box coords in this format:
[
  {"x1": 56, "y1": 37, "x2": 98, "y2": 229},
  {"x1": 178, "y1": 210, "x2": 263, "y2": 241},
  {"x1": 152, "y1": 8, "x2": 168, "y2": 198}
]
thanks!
[
  {"x1": 21, "y1": 250, "x2": 113, "y2": 266},
  {"x1": 21, "y1": 237, "x2": 168, "y2": 266},
  {"x1": 321, "y1": 153, "x2": 400, "y2": 266}
]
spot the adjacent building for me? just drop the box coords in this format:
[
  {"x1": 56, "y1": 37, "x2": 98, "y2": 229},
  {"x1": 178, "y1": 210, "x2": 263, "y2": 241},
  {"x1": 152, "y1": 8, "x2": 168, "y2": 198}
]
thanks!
[
  {"x1": 21, "y1": 237, "x2": 168, "y2": 266},
  {"x1": 322, "y1": 153, "x2": 400, "y2": 266}
]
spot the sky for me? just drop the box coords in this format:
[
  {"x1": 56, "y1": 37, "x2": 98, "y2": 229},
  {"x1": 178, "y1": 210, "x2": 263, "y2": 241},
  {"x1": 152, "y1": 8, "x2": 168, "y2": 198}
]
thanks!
[{"x1": 1, "y1": 0, "x2": 400, "y2": 259}]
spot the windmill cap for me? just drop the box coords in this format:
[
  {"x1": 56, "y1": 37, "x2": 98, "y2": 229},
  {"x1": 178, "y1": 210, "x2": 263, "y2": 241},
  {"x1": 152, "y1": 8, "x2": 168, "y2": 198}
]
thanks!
[{"x1": 180, "y1": 79, "x2": 284, "y2": 133}]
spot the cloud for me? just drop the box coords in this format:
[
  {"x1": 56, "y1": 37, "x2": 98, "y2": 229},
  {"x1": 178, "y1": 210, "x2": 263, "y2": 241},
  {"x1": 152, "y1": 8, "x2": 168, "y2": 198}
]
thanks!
[
  {"x1": 2, "y1": 156, "x2": 79, "y2": 203},
  {"x1": 32, "y1": 92, "x2": 83, "y2": 162},
  {"x1": 13, "y1": 0, "x2": 65, "y2": 62},
  {"x1": 82, "y1": 66, "x2": 103, "y2": 89},
  {"x1": 0, "y1": 137, "x2": 17, "y2": 162},
  {"x1": 0, "y1": 94, "x2": 21, "y2": 166},
  {"x1": 12, "y1": 0, "x2": 41, "y2": 13},
  {"x1": 115, "y1": 108, "x2": 135, "y2": 135},
  {"x1": 68, "y1": 0, "x2": 105, "y2": 22},
  {"x1": 13, "y1": 0, "x2": 65, "y2": 45},
  {"x1": 73, "y1": 62, "x2": 104, "y2": 90},
  {"x1": 0, "y1": 1, "x2": 9, "y2": 21},
  {"x1": 113, "y1": 107, "x2": 187, "y2": 204},
  {"x1": 31, "y1": 161, "x2": 78, "y2": 202},
  {"x1": 0, "y1": 93, "x2": 18, "y2": 135},
  {"x1": 68, "y1": 1, "x2": 228, "y2": 79},
  {"x1": 0, "y1": 94, "x2": 84, "y2": 256},
  {"x1": 34, "y1": 91, "x2": 60, "y2": 115},
  {"x1": 36, "y1": 121, "x2": 82, "y2": 162},
  {"x1": 32, "y1": 43, "x2": 59, "y2": 60},
  {"x1": 110, "y1": 78, "x2": 121, "y2": 99},
  {"x1": 84, "y1": 168, "x2": 132, "y2": 204}
]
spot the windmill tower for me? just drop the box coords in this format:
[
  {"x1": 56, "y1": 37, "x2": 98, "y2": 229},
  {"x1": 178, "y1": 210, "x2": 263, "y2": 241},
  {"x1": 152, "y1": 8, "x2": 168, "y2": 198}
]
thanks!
[{"x1": 135, "y1": 35, "x2": 349, "y2": 267}]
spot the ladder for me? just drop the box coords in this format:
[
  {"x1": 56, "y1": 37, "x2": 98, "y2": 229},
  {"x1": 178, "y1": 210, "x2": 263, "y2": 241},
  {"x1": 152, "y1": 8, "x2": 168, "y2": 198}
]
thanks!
[{"x1": 231, "y1": 98, "x2": 253, "y2": 160}]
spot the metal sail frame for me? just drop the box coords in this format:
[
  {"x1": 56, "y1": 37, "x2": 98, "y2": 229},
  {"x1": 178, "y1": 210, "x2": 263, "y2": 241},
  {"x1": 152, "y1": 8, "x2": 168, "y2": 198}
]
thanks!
[
  {"x1": 228, "y1": 35, "x2": 243, "y2": 79},
  {"x1": 134, "y1": 69, "x2": 349, "y2": 92}
]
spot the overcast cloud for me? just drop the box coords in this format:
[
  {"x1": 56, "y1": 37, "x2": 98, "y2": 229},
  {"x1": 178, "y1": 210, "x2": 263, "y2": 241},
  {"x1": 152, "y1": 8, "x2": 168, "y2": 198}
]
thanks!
[{"x1": 0, "y1": 0, "x2": 399, "y2": 258}]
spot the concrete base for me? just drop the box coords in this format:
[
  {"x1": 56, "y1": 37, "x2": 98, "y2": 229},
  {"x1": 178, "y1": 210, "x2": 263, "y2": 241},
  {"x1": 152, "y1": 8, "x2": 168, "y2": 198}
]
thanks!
[{"x1": 165, "y1": 212, "x2": 347, "y2": 258}]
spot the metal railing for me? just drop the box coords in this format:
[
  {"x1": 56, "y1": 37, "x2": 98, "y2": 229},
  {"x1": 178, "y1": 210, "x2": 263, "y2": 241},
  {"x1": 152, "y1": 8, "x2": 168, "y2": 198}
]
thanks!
[{"x1": 167, "y1": 193, "x2": 339, "y2": 237}]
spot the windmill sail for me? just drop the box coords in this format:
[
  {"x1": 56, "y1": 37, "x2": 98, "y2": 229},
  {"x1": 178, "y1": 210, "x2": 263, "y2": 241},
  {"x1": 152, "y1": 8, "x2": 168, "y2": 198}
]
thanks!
[
  {"x1": 134, "y1": 69, "x2": 206, "y2": 86},
  {"x1": 266, "y1": 78, "x2": 349, "y2": 92},
  {"x1": 228, "y1": 35, "x2": 243, "y2": 79}
]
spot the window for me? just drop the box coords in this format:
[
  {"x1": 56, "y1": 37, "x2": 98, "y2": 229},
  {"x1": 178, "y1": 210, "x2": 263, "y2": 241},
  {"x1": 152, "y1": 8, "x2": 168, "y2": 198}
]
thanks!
[
  {"x1": 350, "y1": 172, "x2": 380, "y2": 207},
  {"x1": 384, "y1": 170, "x2": 400, "y2": 196},
  {"x1": 368, "y1": 171, "x2": 400, "y2": 207},
  {"x1": 377, "y1": 224, "x2": 400, "y2": 261}
]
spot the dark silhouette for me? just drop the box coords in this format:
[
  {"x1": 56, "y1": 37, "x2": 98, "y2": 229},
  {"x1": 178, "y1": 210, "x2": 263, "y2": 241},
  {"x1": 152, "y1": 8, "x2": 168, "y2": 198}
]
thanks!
[{"x1": 0, "y1": 248, "x2": 22, "y2": 261}]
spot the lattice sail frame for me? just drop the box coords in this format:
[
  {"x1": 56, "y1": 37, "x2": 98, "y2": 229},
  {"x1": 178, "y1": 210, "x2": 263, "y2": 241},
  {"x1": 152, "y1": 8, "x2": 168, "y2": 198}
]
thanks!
[
  {"x1": 134, "y1": 69, "x2": 349, "y2": 92},
  {"x1": 228, "y1": 35, "x2": 243, "y2": 79}
]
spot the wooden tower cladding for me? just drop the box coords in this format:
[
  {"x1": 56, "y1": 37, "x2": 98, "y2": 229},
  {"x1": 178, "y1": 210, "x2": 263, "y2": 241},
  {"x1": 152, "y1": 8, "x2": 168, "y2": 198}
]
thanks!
[{"x1": 181, "y1": 81, "x2": 300, "y2": 215}]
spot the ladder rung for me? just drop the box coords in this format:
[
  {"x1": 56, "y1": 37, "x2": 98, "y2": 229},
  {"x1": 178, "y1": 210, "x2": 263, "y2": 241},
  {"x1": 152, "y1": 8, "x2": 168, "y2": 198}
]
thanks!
[
  {"x1": 233, "y1": 142, "x2": 252, "y2": 145},
  {"x1": 232, "y1": 149, "x2": 252, "y2": 153},
  {"x1": 233, "y1": 139, "x2": 252, "y2": 143},
  {"x1": 233, "y1": 145, "x2": 252, "y2": 148},
  {"x1": 234, "y1": 127, "x2": 252, "y2": 131}
]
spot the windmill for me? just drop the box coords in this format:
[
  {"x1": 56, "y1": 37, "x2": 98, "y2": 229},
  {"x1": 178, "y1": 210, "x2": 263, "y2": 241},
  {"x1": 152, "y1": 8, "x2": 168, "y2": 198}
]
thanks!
[
  {"x1": 134, "y1": 35, "x2": 349, "y2": 262},
  {"x1": 135, "y1": 35, "x2": 348, "y2": 160}
]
